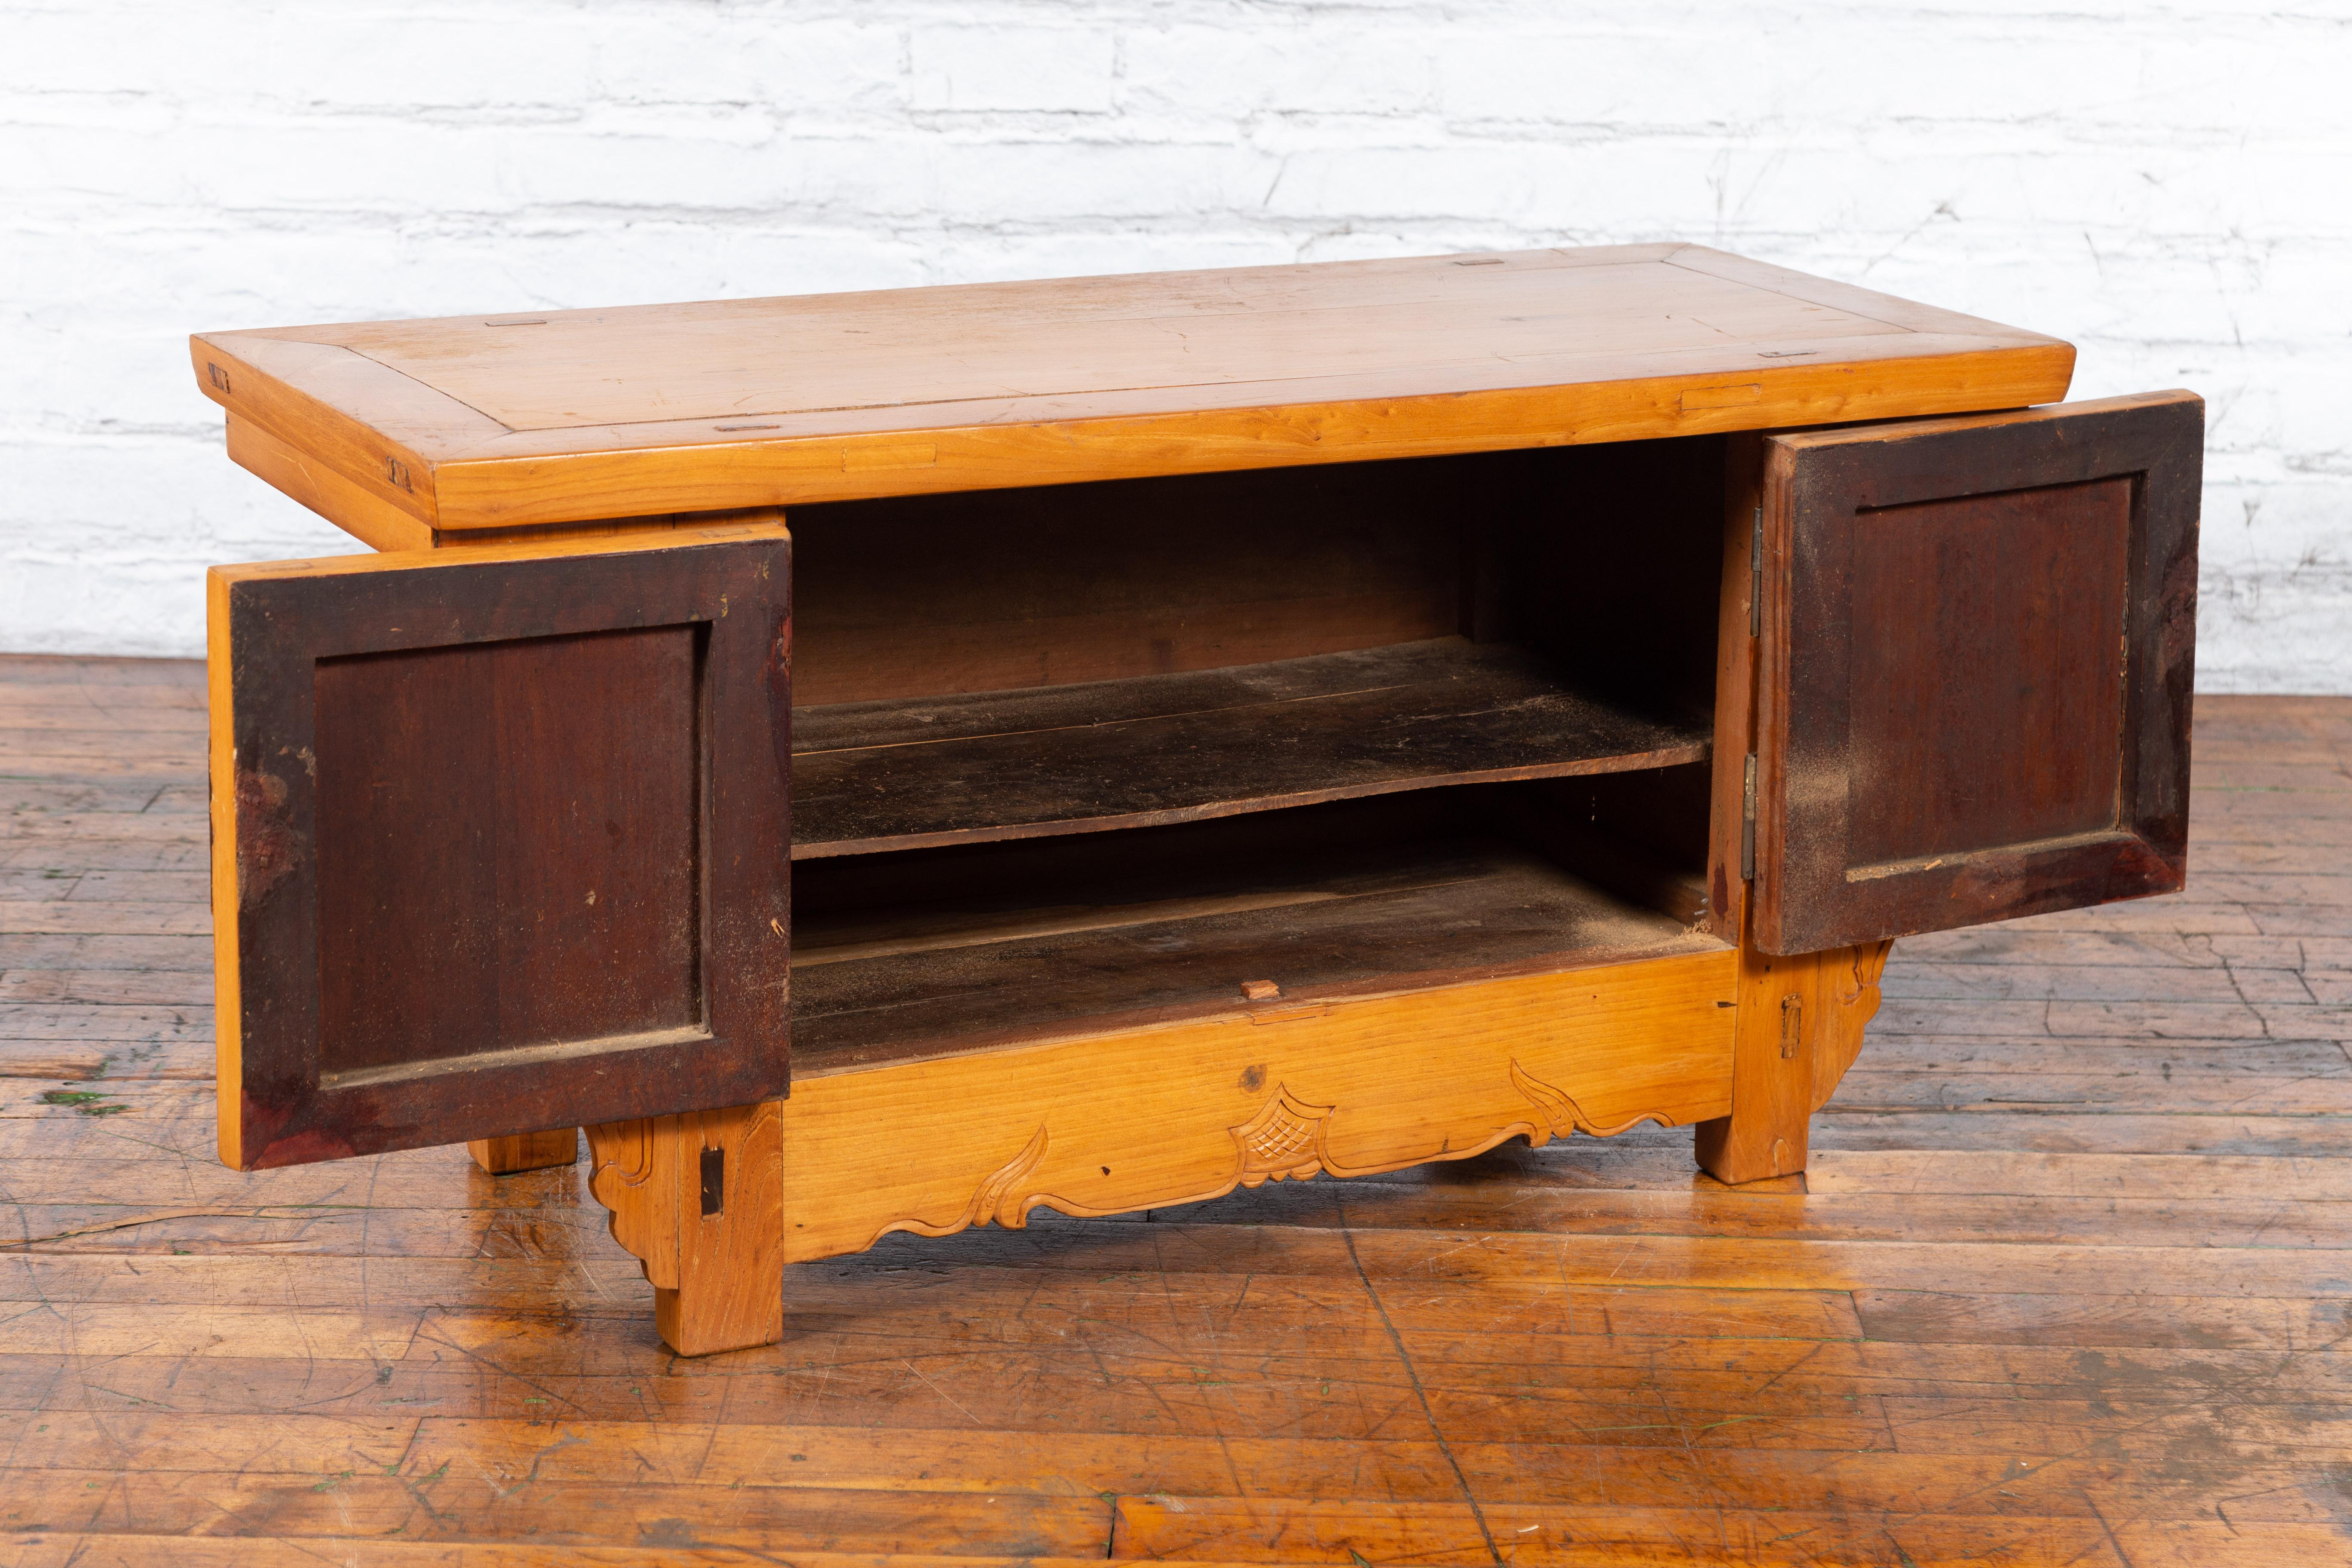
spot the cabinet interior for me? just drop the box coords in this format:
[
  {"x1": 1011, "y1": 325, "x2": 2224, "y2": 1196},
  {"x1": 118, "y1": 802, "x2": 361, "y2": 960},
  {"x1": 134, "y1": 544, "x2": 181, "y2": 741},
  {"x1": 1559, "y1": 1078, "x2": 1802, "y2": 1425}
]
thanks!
[{"x1": 786, "y1": 434, "x2": 1731, "y2": 1071}]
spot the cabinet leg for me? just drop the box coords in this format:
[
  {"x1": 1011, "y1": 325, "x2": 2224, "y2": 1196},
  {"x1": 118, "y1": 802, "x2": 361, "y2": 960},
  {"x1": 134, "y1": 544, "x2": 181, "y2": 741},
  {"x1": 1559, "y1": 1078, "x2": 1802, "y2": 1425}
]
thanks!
[
  {"x1": 467, "y1": 1128, "x2": 581, "y2": 1174},
  {"x1": 1694, "y1": 946, "x2": 1820, "y2": 1183},
  {"x1": 585, "y1": 1100, "x2": 784, "y2": 1356},
  {"x1": 1694, "y1": 940, "x2": 1893, "y2": 1184}
]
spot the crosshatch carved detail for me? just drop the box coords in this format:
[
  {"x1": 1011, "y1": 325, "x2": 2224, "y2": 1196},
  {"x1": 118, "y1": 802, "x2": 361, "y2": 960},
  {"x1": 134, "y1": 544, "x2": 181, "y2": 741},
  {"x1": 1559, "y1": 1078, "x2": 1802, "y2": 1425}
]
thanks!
[
  {"x1": 1230, "y1": 1086, "x2": 1339, "y2": 1185},
  {"x1": 1509, "y1": 1059, "x2": 1675, "y2": 1140}
]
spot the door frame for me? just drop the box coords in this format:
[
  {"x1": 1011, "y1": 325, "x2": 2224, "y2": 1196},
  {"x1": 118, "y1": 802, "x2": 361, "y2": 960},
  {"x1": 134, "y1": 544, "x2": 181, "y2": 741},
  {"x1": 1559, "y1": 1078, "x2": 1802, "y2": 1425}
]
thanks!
[{"x1": 1751, "y1": 392, "x2": 2202, "y2": 955}]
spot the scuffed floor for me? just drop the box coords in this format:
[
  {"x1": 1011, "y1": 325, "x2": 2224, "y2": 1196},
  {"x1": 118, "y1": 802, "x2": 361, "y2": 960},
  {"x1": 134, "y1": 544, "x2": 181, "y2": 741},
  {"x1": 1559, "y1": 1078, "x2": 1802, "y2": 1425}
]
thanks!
[{"x1": 3, "y1": 657, "x2": 2348, "y2": 1565}]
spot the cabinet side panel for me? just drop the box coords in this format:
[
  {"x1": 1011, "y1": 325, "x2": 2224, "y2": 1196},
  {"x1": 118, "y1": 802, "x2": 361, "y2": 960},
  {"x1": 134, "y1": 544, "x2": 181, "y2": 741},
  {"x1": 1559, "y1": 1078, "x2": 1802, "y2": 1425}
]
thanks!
[{"x1": 208, "y1": 570, "x2": 246, "y2": 1167}]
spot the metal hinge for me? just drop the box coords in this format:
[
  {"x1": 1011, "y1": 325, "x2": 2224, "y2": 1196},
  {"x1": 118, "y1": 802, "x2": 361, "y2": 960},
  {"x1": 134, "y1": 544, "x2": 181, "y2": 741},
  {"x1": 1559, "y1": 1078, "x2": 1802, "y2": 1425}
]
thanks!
[
  {"x1": 1740, "y1": 753, "x2": 1757, "y2": 881},
  {"x1": 1749, "y1": 503, "x2": 1763, "y2": 636}
]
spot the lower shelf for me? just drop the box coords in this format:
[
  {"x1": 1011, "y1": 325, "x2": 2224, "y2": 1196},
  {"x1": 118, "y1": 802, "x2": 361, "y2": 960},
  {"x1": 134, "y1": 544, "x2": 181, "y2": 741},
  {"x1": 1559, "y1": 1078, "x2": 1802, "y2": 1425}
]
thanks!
[{"x1": 789, "y1": 802, "x2": 1727, "y2": 1075}]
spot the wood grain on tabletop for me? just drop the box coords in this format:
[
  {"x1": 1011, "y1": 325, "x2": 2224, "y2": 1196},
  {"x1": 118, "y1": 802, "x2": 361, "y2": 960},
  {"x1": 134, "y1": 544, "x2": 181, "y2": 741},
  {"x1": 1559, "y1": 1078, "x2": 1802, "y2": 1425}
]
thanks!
[
  {"x1": 5, "y1": 655, "x2": 2351, "y2": 1562},
  {"x1": 186, "y1": 244, "x2": 2078, "y2": 532}
]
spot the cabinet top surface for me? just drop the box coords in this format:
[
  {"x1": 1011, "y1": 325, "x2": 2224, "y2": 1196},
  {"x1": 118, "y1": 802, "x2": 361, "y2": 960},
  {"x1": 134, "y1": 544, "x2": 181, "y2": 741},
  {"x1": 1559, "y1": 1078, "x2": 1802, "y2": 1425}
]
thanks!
[{"x1": 191, "y1": 243, "x2": 2075, "y2": 532}]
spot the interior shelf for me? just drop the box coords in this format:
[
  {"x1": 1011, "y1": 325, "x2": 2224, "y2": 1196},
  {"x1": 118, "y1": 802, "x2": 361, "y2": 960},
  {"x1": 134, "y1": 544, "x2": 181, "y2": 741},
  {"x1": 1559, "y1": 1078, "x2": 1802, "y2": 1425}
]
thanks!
[
  {"x1": 787, "y1": 810, "x2": 1727, "y2": 1075},
  {"x1": 791, "y1": 637, "x2": 1711, "y2": 858}
]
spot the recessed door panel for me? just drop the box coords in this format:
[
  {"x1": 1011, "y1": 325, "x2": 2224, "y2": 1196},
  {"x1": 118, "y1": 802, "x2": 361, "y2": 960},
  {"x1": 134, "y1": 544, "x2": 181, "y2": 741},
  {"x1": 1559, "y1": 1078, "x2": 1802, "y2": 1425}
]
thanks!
[{"x1": 312, "y1": 625, "x2": 705, "y2": 1079}]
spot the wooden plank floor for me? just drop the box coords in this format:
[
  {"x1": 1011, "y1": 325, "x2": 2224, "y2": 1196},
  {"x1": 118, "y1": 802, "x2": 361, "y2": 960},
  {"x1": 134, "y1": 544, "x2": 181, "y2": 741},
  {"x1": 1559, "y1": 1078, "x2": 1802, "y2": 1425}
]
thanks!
[{"x1": 2, "y1": 653, "x2": 2347, "y2": 1567}]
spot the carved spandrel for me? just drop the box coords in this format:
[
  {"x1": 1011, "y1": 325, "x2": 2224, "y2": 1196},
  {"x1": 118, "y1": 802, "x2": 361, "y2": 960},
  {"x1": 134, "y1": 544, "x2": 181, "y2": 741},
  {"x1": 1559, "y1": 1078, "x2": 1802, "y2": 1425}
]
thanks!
[
  {"x1": 1810, "y1": 938, "x2": 1894, "y2": 1112},
  {"x1": 585, "y1": 1115, "x2": 677, "y2": 1289},
  {"x1": 781, "y1": 950, "x2": 1740, "y2": 1263},
  {"x1": 968, "y1": 1124, "x2": 1050, "y2": 1226}
]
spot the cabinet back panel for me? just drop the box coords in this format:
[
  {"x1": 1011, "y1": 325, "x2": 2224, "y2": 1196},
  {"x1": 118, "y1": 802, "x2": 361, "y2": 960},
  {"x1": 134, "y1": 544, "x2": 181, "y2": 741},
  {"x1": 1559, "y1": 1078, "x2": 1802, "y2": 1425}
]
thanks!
[
  {"x1": 787, "y1": 459, "x2": 1498, "y2": 705},
  {"x1": 311, "y1": 625, "x2": 704, "y2": 1078},
  {"x1": 1500, "y1": 435, "x2": 1726, "y2": 723}
]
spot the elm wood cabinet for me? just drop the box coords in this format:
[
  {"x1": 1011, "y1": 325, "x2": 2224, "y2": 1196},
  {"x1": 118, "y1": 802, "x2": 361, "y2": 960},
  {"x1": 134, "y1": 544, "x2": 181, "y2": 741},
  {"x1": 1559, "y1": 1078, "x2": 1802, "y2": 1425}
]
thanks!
[{"x1": 190, "y1": 245, "x2": 2202, "y2": 1356}]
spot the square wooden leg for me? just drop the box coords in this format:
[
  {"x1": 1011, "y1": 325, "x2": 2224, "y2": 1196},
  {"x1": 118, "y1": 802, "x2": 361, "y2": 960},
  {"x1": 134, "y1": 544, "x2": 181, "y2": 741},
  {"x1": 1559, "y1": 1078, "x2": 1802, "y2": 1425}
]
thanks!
[
  {"x1": 585, "y1": 1099, "x2": 784, "y2": 1356},
  {"x1": 1694, "y1": 940, "x2": 1892, "y2": 1184},
  {"x1": 1694, "y1": 946, "x2": 1820, "y2": 1183},
  {"x1": 467, "y1": 1128, "x2": 582, "y2": 1174}
]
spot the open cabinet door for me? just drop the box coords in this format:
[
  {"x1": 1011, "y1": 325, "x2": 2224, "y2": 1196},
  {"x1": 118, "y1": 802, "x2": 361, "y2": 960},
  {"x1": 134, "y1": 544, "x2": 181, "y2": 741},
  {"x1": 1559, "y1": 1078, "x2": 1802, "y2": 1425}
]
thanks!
[
  {"x1": 1753, "y1": 392, "x2": 2201, "y2": 955},
  {"x1": 208, "y1": 523, "x2": 792, "y2": 1169}
]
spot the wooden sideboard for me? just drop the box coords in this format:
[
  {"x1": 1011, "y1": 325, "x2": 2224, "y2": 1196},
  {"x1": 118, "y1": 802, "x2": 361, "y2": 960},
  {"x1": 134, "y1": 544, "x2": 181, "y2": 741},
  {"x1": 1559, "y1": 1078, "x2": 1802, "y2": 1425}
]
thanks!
[{"x1": 190, "y1": 243, "x2": 2201, "y2": 1355}]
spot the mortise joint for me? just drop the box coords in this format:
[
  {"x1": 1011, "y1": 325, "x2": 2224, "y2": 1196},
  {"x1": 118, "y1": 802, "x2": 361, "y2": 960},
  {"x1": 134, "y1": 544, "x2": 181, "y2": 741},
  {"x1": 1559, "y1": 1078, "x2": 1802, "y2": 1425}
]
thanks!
[
  {"x1": 1779, "y1": 994, "x2": 1804, "y2": 1059},
  {"x1": 699, "y1": 1146, "x2": 724, "y2": 1217}
]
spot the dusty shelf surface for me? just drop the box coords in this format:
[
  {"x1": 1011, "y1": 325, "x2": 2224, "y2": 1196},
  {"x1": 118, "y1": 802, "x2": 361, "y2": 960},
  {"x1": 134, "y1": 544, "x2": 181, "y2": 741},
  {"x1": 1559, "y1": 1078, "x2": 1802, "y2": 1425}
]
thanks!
[
  {"x1": 789, "y1": 829, "x2": 1722, "y2": 1073},
  {"x1": 791, "y1": 636, "x2": 1711, "y2": 858}
]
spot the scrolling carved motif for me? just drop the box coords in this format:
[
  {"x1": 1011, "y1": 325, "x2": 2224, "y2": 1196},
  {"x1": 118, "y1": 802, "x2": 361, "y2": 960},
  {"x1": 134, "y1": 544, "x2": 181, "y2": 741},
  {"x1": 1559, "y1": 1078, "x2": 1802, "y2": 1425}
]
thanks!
[
  {"x1": 861, "y1": 1061, "x2": 1698, "y2": 1256},
  {"x1": 1810, "y1": 939, "x2": 1895, "y2": 1112},
  {"x1": 897, "y1": 1124, "x2": 1053, "y2": 1236},
  {"x1": 584, "y1": 1116, "x2": 677, "y2": 1288},
  {"x1": 1509, "y1": 1059, "x2": 1677, "y2": 1140}
]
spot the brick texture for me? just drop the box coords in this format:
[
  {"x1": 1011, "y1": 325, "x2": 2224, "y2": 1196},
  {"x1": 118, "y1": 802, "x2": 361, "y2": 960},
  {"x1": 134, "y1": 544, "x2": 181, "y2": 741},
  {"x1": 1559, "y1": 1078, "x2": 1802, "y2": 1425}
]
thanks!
[{"x1": 5, "y1": 1, "x2": 2347, "y2": 688}]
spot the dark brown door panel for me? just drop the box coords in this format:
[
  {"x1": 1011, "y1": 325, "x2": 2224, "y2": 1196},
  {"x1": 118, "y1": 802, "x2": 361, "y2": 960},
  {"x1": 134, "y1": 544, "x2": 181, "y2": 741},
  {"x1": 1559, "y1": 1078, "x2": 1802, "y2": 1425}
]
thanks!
[
  {"x1": 1755, "y1": 392, "x2": 2201, "y2": 954},
  {"x1": 208, "y1": 525, "x2": 792, "y2": 1169}
]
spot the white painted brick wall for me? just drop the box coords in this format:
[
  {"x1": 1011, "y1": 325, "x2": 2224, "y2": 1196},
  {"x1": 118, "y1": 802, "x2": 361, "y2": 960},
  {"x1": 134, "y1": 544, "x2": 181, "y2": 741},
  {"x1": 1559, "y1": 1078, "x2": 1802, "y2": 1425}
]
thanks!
[{"x1": 5, "y1": 0, "x2": 2347, "y2": 689}]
